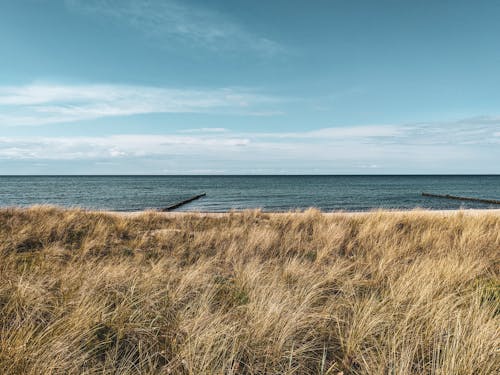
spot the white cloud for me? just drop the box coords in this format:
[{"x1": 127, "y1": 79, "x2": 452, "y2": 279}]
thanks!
[
  {"x1": 65, "y1": 0, "x2": 283, "y2": 55},
  {"x1": 0, "y1": 83, "x2": 278, "y2": 126},
  {"x1": 240, "y1": 118, "x2": 499, "y2": 145},
  {"x1": 179, "y1": 128, "x2": 228, "y2": 133},
  {"x1": 0, "y1": 134, "x2": 250, "y2": 160},
  {"x1": 250, "y1": 125, "x2": 403, "y2": 139},
  {"x1": 1, "y1": 118, "x2": 498, "y2": 163}
]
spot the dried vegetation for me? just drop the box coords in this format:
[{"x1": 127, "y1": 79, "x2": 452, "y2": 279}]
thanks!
[{"x1": 0, "y1": 206, "x2": 498, "y2": 374}]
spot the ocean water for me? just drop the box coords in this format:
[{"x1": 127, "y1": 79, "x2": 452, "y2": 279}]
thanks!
[{"x1": 0, "y1": 175, "x2": 499, "y2": 212}]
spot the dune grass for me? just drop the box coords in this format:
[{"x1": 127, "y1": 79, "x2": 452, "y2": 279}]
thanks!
[{"x1": 0, "y1": 206, "x2": 498, "y2": 374}]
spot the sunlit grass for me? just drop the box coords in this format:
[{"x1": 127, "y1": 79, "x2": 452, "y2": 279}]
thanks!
[{"x1": 0, "y1": 206, "x2": 498, "y2": 374}]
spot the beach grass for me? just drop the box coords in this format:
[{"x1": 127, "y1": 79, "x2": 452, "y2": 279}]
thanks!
[{"x1": 0, "y1": 206, "x2": 498, "y2": 374}]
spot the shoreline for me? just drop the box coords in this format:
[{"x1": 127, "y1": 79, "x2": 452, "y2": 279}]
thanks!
[
  {"x1": 106, "y1": 207, "x2": 500, "y2": 217},
  {"x1": 3, "y1": 205, "x2": 500, "y2": 217}
]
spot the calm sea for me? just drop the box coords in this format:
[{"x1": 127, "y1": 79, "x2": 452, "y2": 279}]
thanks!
[{"x1": 0, "y1": 175, "x2": 499, "y2": 212}]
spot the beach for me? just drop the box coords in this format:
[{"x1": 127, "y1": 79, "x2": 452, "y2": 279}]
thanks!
[
  {"x1": 111, "y1": 207, "x2": 500, "y2": 217},
  {"x1": 4, "y1": 1, "x2": 500, "y2": 373},
  {"x1": 0, "y1": 206, "x2": 498, "y2": 374}
]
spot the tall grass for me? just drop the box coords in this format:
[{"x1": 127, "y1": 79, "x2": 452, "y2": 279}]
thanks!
[{"x1": 0, "y1": 206, "x2": 498, "y2": 374}]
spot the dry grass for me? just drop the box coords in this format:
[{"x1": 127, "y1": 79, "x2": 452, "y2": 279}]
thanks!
[{"x1": 0, "y1": 206, "x2": 499, "y2": 374}]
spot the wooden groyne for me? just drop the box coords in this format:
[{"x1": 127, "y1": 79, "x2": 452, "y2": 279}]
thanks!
[
  {"x1": 161, "y1": 193, "x2": 207, "y2": 211},
  {"x1": 422, "y1": 192, "x2": 500, "y2": 205}
]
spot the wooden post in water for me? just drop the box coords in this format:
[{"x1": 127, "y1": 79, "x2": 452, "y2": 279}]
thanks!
[
  {"x1": 422, "y1": 192, "x2": 500, "y2": 205},
  {"x1": 161, "y1": 193, "x2": 207, "y2": 211}
]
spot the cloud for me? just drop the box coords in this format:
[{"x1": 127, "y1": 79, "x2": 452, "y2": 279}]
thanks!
[
  {"x1": 0, "y1": 108, "x2": 498, "y2": 173},
  {"x1": 179, "y1": 128, "x2": 228, "y2": 133},
  {"x1": 401, "y1": 117, "x2": 500, "y2": 145},
  {"x1": 1, "y1": 118, "x2": 498, "y2": 164},
  {"x1": 250, "y1": 125, "x2": 403, "y2": 139},
  {"x1": 240, "y1": 118, "x2": 499, "y2": 145},
  {"x1": 65, "y1": 0, "x2": 283, "y2": 55},
  {"x1": 0, "y1": 134, "x2": 250, "y2": 160},
  {"x1": 0, "y1": 83, "x2": 278, "y2": 126}
]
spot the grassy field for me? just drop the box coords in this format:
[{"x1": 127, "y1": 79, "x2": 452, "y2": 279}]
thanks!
[{"x1": 0, "y1": 206, "x2": 498, "y2": 374}]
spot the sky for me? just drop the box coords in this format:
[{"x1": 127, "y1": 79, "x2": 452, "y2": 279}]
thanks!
[{"x1": 0, "y1": 0, "x2": 499, "y2": 174}]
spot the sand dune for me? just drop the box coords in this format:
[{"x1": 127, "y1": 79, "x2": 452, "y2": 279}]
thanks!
[{"x1": 0, "y1": 206, "x2": 498, "y2": 374}]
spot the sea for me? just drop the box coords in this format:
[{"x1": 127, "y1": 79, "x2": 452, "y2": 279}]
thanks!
[{"x1": 0, "y1": 175, "x2": 499, "y2": 212}]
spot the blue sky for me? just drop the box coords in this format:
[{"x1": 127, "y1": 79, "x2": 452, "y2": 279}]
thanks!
[{"x1": 0, "y1": 0, "x2": 499, "y2": 174}]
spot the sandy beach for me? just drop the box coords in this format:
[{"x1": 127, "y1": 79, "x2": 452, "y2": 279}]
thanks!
[{"x1": 108, "y1": 207, "x2": 500, "y2": 218}]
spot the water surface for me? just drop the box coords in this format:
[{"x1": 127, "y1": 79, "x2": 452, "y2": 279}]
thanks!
[{"x1": 0, "y1": 175, "x2": 499, "y2": 212}]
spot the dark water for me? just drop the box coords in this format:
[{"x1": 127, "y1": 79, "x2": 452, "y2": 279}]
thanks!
[{"x1": 0, "y1": 175, "x2": 499, "y2": 212}]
